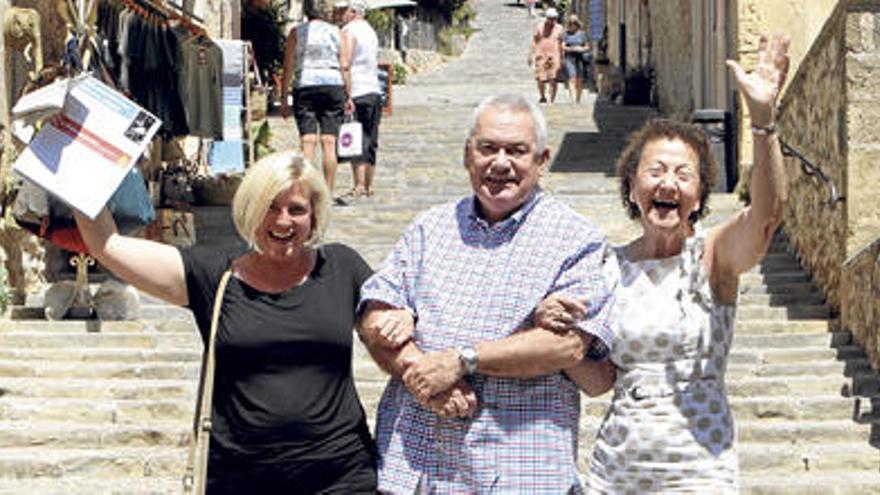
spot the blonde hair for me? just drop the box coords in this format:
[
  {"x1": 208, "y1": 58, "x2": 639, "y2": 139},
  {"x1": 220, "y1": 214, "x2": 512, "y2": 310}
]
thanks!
[{"x1": 232, "y1": 150, "x2": 331, "y2": 251}]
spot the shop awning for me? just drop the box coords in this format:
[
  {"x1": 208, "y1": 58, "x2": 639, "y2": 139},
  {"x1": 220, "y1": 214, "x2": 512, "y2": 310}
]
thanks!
[{"x1": 366, "y1": 0, "x2": 416, "y2": 9}]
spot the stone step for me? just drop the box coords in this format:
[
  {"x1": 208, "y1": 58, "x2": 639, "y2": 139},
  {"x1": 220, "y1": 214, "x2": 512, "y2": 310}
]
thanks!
[
  {"x1": 573, "y1": 418, "x2": 877, "y2": 448},
  {"x1": 741, "y1": 272, "x2": 811, "y2": 286},
  {"x1": 739, "y1": 441, "x2": 880, "y2": 473},
  {"x1": 0, "y1": 422, "x2": 188, "y2": 449},
  {"x1": 734, "y1": 319, "x2": 831, "y2": 334},
  {"x1": 736, "y1": 304, "x2": 832, "y2": 320},
  {"x1": 728, "y1": 357, "x2": 871, "y2": 378},
  {"x1": 0, "y1": 477, "x2": 182, "y2": 495},
  {"x1": 581, "y1": 395, "x2": 863, "y2": 421},
  {"x1": 0, "y1": 377, "x2": 196, "y2": 400},
  {"x1": 738, "y1": 290, "x2": 826, "y2": 306},
  {"x1": 0, "y1": 398, "x2": 193, "y2": 424},
  {"x1": 736, "y1": 419, "x2": 878, "y2": 444},
  {"x1": 0, "y1": 360, "x2": 200, "y2": 380},
  {"x1": 732, "y1": 331, "x2": 840, "y2": 349},
  {"x1": 0, "y1": 447, "x2": 184, "y2": 479},
  {"x1": 0, "y1": 332, "x2": 197, "y2": 350},
  {"x1": 738, "y1": 282, "x2": 821, "y2": 296},
  {"x1": 0, "y1": 318, "x2": 195, "y2": 334},
  {"x1": 0, "y1": 347, "x2": 201, "y2": 363},
  {"x1": 741, "y1": 470, "x2": 880, "y2": 494},
  {"x1": 725, "y1": 374, "x2": 877, "y2": 398},
  {"x1": 749, "y1": 260, "x2": 807, "y2": 275}
]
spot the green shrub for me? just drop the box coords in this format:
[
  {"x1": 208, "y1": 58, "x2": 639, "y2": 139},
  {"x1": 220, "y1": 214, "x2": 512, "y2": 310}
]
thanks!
[
  {"x1": 0, "y1": 264, "x2": 10, "y2": 316},
  {"x1": 392, "y1": 63, "x2": 407, "y2": 85},
  {"x1": 366, "y1": 10, "x2": 393, "y2": 37},
  {"x1": 253, "y1": 121, "x2": 275, "y2": 161}
]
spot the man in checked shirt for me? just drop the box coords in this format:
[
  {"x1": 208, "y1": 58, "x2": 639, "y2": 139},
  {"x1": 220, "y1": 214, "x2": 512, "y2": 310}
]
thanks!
[{"x1": 358, "y1": 94, "x2": 615, "y2": 494}]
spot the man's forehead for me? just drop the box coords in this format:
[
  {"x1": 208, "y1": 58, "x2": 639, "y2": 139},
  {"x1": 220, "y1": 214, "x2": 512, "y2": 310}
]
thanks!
[{"x1": 473, "y1": 109, "x2": 537, "y2": 143}]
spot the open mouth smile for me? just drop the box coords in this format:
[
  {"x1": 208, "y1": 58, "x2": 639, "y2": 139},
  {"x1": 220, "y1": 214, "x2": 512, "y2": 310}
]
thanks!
[
  {"x1": 652, "y1": 199, "x2": 679, "y2": 213},
  {"x1": 268, "y1": 230, "x2": 295, "y2": 241},
  {"x1": 485, "y1": 176, "x2": 516, "y2": 190}
]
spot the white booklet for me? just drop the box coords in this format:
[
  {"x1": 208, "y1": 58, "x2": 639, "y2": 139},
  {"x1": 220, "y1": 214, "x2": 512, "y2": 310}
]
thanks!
[{"x1": 11, "y1": 75, "x2": 161, "y2": 219}]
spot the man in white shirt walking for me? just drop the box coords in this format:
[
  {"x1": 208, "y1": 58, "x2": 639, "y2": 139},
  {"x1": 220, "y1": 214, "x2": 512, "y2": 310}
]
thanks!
[{"x1": 340, "y1": 0, "x2": 383, "y2": 198}]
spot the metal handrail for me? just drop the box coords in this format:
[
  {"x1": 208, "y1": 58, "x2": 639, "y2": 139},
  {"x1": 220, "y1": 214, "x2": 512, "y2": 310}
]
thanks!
[{"x1": 778, "y1": 138, "x2": 845, "y2": 207}]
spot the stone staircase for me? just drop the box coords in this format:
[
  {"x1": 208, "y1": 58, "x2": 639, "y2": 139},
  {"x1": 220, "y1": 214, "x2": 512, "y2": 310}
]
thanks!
[{"x1": 0, "y1": 312, "x2": 199, "y2": 493}]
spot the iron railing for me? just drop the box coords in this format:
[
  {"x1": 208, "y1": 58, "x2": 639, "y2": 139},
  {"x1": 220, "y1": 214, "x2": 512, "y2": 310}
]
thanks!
[{"x1": 779, "y1": 138, "x2": 845, "y2": 207}]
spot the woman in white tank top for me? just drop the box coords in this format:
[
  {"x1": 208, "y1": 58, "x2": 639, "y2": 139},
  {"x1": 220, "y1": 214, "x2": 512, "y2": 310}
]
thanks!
[{"x1": 281, "y1": 0, "x2": 352, "y2": 198}]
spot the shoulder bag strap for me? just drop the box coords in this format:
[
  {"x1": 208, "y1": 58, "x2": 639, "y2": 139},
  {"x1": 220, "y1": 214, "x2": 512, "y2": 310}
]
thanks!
[{"x1": 183, "y1": 269, "x2": 234, "y2": 495}]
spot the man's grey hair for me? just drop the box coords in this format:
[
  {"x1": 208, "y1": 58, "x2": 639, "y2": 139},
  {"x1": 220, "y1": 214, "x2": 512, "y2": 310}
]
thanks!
[{"x1": 466, "y1": 94, "x2": 548, "y2": 152}]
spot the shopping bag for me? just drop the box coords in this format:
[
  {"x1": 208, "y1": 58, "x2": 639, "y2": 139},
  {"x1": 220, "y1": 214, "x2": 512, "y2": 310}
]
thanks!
[{"x1": 337, "y1": 118, "x2": 363, "y2": 159}]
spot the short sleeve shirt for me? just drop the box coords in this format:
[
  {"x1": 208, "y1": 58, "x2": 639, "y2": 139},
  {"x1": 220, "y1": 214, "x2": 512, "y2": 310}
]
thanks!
[
  {"x1": 359, "y1": 189, "x2": 612, "y2": 494},
  {"x1": 181, "y1": 243, "x2": 374, "y2": 461}
]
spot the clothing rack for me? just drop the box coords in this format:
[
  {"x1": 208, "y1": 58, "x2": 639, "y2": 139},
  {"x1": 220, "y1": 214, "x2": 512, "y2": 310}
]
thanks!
[
  {"x1": 121, "y1": 0, "x2": 206, "y2": 32},
  {"x1": 163, "y1": 0, "x2": 205, "y2": 25}
]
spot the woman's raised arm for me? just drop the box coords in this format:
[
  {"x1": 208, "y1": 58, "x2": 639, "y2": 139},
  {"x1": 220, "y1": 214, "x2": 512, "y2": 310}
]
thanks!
[
  {"x1": 74, "y1": 209, "x2": 188, "y2": 306},
  {"x1": 707, "y1": 33, "x2": 790, "y2": 300}
]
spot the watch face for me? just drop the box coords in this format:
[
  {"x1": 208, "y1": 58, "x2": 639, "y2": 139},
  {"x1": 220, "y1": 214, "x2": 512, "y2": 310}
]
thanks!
[{"x1": 460, "y1": 347, "x2": 478, "y2": 374}]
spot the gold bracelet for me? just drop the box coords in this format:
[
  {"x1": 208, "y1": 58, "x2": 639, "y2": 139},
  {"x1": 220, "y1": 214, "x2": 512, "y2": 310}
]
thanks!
[{"x1": 751, "y1": 123, "x2": 777, "y2": 135}]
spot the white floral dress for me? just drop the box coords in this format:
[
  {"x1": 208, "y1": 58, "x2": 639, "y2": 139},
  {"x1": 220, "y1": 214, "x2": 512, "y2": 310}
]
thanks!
[{"x1": 586, "y1": 230, "x2": 739, "y2": 493}]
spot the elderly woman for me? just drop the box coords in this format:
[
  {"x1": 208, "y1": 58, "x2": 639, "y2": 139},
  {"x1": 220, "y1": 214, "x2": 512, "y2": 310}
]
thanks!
[
  {"x1": 74, "y1": 151, "x2": 379, "y2": 493},
  {"x1": 561, "y1": 14, "x2": 589, "y2": 104},
  {"x1": 538, "y1": 34, "x2": 790, "y2": 492}
]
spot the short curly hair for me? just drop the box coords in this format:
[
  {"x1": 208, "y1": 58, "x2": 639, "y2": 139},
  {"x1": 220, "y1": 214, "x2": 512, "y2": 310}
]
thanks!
[{"x1": 616, "y1": 118, "x2": 717, "y2": 223}]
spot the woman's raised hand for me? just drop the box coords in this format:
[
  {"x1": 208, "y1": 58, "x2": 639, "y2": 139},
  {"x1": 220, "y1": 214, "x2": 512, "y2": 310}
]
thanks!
[{"x1": 726, "y1": 33, "x2": 790, "y2": 126}]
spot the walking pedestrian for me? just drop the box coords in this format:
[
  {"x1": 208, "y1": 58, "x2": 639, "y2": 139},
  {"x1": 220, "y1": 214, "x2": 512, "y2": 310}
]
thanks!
[
  {"x1": 529, "y1": 8, "x2": 563, "y2": 103},
  {"x1": 357, "y1": 94, "x2": 615, "y2": 494},
  {"x1": 537, "y1": 33, "x2": 791, "y2": 493},
  {"x1": 73, "y1": 151, "x2": 390, "y2": 493},
  {"x1": 562, "y1": 14, "x2": 589, "y2": 104},
  {"x1": 281, "y1": 0, "x2": 352, "y2": 203},
  {"x1": 340, "y1": 0, "x2": 382, "y2": 199}
]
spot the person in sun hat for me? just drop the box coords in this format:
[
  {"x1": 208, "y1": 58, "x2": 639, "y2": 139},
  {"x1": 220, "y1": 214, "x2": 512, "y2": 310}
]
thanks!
[{"x1": 529, "y1": 7, "x2": 564, "y2": 103}]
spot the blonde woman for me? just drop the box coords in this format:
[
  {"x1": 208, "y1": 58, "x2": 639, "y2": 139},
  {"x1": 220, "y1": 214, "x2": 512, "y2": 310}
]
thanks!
[{"x1": 75, "y1": 151, "x2": 387, "y2": 493}]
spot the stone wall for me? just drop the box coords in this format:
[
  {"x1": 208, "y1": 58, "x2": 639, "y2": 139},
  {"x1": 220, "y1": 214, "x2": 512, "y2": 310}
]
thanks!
[
  {"x1": 735, "y1": 0, "x2": 838, "y2": 189},
  {"x1": 649, "y1": 0, "x2": 692, "y2": 120},
  {"x1": 843, "y1": 3, "x2": 880, "y2": 369},
  {"x1": 0, "y1": 0, "x2": 8, "y2": 126},
  {"x1": 843, "y1": 240, "x2": 880, "y2": 366},
  {"x1": 777, "y1": 0, "x2": 880, "y2": 368},
  {"x1": 844, "y1": 8, "x2": 880, "y2": 256},
  {"x1": 776, "y1": 2, "x2": 848, "y2": 309}
]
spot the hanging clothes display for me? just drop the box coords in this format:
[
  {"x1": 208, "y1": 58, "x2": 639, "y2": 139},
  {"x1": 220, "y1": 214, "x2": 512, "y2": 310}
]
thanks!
[{"x1": 94, "y1": 0, "x2": 223, "y2": 139}]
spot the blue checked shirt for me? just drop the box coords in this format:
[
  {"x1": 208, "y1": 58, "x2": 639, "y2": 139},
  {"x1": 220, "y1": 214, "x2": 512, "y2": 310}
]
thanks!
[{"x1": 360, "y1": 188, "x2": 613, "y2": 494}]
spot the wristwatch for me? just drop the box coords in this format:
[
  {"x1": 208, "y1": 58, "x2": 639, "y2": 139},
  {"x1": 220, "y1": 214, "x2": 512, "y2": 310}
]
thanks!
[{"x1": 458, "y1": 346, "x2": 479, "y2": 376}]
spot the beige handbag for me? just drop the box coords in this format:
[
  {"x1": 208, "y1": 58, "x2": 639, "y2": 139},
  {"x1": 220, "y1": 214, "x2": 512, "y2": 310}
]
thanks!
[{"x1": 182, "y1": 269, "x2": 234, "y2": 495}]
